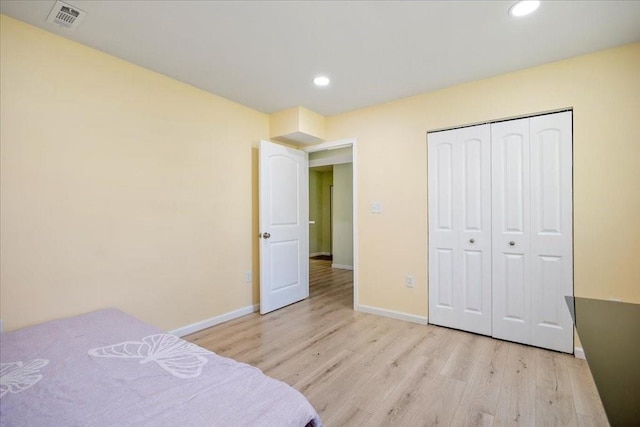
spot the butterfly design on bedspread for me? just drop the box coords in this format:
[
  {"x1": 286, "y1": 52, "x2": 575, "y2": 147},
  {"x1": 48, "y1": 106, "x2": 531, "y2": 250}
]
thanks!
[
  {"x1": 88, "y1": 334, "x2": 211, "y2": 379},
  {"x1": 0, "y1": 359, "x2": 49, "y2": 397}
]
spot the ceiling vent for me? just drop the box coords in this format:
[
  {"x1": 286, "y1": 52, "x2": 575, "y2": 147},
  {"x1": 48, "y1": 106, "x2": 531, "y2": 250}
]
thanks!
[{"x1": 46, "y1": 1, "x2": 86, "y2": 31}]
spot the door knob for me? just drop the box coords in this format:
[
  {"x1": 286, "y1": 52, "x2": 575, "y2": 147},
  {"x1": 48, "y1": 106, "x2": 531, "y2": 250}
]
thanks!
[
  {"x1": 509, "y1": 241, "x2": 515, "y2": 246},
  {"x1": 262, "y1": 232, "x2": 271, "y2": 239},
  {"x1": 469, "y1": 239, "x2": 475, "y2": 244}
]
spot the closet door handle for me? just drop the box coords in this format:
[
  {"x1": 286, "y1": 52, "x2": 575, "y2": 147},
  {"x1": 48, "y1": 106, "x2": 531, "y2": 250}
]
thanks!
[
  {"x1": 469, "y1": 239, "x2": 475, "y2": 244},
  {"x1": 509, "y1": 241, "x2": 515, "y2": 246}
]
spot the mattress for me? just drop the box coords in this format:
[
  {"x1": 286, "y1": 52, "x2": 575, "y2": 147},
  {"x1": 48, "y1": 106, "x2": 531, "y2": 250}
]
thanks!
[{"x1": 0, "y1": 309, "x2": 322, "y2": 426}]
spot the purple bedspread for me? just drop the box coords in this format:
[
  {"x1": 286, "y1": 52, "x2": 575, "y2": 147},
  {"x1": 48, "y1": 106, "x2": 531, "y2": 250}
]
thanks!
[{"x1": 0, "y1": 309, "x2": 322, "y2": 426}]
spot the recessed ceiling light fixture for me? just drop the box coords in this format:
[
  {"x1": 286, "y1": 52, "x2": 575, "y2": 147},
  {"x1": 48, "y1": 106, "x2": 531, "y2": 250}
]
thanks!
[
  {"x1": 509, "y1": 0, "x2": 540, "y2": 17},
  {"x1": 313, "y1": 76, "x2": 330, "y2": 87}
]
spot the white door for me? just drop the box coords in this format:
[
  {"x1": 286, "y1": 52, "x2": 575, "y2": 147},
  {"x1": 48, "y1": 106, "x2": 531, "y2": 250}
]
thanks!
[
  {"x1": 428, "y1": 124, "x2": 492, "y2": 335},
  {"x1": 529, "y1": 112, "x2": 573, "y2": 353},
  {"x1": 492, "y1": 118, "x2": 532, "y2": 345},
  {"x1": 492, "y1": 113, "x2": 573, "y2": 353},
  {"x1": 259, "y1": 140, "x2": 309, "y2": 314}
]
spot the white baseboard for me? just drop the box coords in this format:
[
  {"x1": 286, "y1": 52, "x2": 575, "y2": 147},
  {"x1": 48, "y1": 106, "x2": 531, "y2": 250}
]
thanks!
[
  {"x1": 574, "y1": 346, "x2": 586, "y2": 359},
  {"x1": 169, "y1": 304, "x2": 259, "y2": 337},
  {"x1": 356, "y1": 304, "x2": 428, "y2": 325},
  {"x1": 332, "y1": 264, "x2": 354, "y2": 270},
  {"x1": 310, "y1": 252, "x2": 331, "y2": 257}
]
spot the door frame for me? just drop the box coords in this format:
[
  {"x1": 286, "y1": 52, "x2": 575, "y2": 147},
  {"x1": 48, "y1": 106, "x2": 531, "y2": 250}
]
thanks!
[{"x1": 304, "y1": 138, "x2": 358, "y2": 310}]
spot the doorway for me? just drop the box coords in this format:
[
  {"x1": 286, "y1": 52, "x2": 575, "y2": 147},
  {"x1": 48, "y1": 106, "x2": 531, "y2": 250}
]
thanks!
[{"x1": 305, "y1": 139, "x2": 357, "y2": 309}]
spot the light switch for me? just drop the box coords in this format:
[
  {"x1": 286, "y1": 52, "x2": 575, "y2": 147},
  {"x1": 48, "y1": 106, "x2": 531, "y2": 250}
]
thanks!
[{"x1": 371, "y1": 202, "x2": 383, "y2": 214}]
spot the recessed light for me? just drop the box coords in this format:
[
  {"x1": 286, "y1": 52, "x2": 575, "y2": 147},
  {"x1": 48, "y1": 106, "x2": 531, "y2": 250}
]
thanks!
[
  {"x1": 509, "y1": 0, "x2": 540, "y2": 17},
  {"x1": 313, "y1": 76, "x2": 330, "y2": 87}
]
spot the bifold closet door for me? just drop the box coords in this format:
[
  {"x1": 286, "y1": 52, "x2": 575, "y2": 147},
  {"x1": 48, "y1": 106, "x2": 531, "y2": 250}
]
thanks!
[
  {"x1": 491, "y1": 118, "x2": 532, "y2": 345},
  {"x1": 428, "y1": 125, "x2": 492, "y2": 336},
  {"x1": 529, "y1": 112, "x2": 573, "y2": 353},
  {"x1": 492, "y1": 111, "x2": 573, "y2": 353}
]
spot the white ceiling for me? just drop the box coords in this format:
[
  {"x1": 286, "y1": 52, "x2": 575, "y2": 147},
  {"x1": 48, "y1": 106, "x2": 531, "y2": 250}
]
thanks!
[{"x1": 2, "y1": 1, "x2": 639, "y2": 116}]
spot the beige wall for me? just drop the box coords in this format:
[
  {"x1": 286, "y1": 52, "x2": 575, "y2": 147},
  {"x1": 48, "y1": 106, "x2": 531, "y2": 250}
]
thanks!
[
  {"x1": 269, "y1": 106, "x2": 326, "y2": 145},
  {"x1": 0, "y1": 16, "x2": 268, "y2": 331},
  {"x1": 298, "y1": 106, "x2": 327, "y2": 141},
  {"x1": 2, "y1": 14, "x2": 638, "y2": 335},
  {"x1": 326, "y1": 42, "x2": 640, "y2": 317},
  {"x1": 332, "y1": 163, "x2": 354, "y2": 268}
]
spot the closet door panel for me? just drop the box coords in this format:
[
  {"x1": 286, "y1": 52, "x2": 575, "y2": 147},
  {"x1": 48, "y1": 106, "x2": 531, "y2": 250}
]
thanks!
[
  {"x1": 435, "y1": 143, "x2": 455, "y2": 231},
  {"x1": 492, "y1": 118, "x2": 531, "y2": 344},
  {"x1": 530, "y1": 111, "x2": 573, "y2": 353},
  {"x1": 504, "y1": 136, "x2": 526, "y2": 234},
  {"x1": 462, "y1": 250, "x2": 483, "y2": 313},
  {"x1": 505, "y1": 253, "x2": 527, "y2": 316},
  {"x1": 462, "y1": 137, "x2": 484, "y2": 231},
  {"x1": 428, "y1": 125, "x2": 491, "y2": 334},
  {"x1": 428, "y1": 130, "x2": 460, "y2": 329},
  {"x1": 458, "y1": 125, "x2": 492, "y2": 335},
  {"x1": 435, "y1": 248, "x2": 455, "y2": 308},
  {"x1": 536, "y1": 255, "x2": 564, "y2": 326}
]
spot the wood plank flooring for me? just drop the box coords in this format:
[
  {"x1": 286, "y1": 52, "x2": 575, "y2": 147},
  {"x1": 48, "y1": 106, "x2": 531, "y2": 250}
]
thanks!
[{"x1": 186, "y1": 259, "x2": 608, "y2": 426}]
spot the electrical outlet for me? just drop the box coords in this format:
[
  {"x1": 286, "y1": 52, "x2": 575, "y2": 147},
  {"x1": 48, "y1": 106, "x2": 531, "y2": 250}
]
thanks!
[
  {"x1": 405, "y1": 275, "x2": 414, "y2": 288},
  {"x1": 245, "y1": 270, "x2": 253, "y2": 283}
]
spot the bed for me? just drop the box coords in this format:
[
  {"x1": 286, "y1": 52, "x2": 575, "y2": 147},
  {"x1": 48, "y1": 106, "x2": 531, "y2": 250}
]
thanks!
[{"x1": 0, "y1": 309, "x2": 322, "y2": 426}]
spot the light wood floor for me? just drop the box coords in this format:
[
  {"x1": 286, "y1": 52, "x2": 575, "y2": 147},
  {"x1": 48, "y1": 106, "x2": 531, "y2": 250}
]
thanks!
[{"x1": 186, "y1": 259, "x2": 608, "y2": 426}]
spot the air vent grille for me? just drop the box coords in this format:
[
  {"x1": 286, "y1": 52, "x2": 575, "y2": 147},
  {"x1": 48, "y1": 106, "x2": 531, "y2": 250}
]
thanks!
[{"x1": 46, "y1": 1, "x2": 86, "y2": 30}]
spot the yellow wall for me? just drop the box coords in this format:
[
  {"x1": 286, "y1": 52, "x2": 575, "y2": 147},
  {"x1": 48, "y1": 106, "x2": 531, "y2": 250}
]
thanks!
[
  {"x1": 269, "y1": 106, "x2": 326, "y2": 144},
  {"x1": 2, "y1": 13, "x2": 639, "y2": 334},
  {"x1": 0, "y1": 16, "x2": 268, "y2": 331},
  {"x1": 298, "y1": 106, "x2": 327, "y2": 141},
  {"x1": 327, "y1": 42, "x2": 640, "y2": 317},
  {"x1": 269, "y1": 107, "x2": 299, "y2": 140}
]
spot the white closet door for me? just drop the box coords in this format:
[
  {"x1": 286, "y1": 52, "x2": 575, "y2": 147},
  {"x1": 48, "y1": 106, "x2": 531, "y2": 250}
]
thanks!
[
  {"x1": 428, "y1": 130, "x2": 458, "y2": 329},
  {"x1": 491, "y1": 118, "x2": 532, "y2": 345},
  {"x1": 428, "y1": 125, "x2": 492, "y2": 335},
  {"x1": 529, "y1": 112, "x2": 573, "y2": 352},
  {"x1": 457, "y1": 125, "x2": 492, "y2": 335}
]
